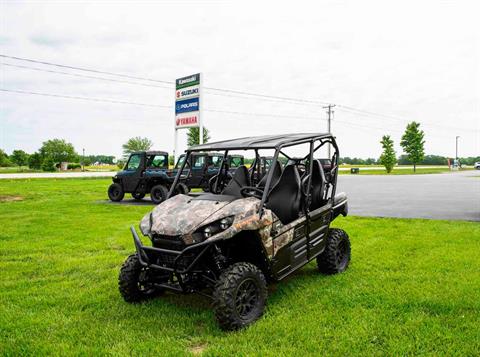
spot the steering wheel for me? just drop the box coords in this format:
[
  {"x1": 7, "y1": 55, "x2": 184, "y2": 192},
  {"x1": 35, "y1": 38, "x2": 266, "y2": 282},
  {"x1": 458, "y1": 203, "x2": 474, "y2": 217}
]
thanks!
[{"x1": 240, "y1": 186, "x2": 264, "y2": 199}]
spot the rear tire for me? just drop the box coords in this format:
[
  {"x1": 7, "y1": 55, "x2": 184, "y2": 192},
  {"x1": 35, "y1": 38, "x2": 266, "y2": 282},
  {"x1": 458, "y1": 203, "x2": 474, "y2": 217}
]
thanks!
[
  {"x1": 212, "y1": 262, "x2": 267, "y2": 331},
  {"x1": 317, "y1": 228, "x2": 351, "y2": 275},
  {"x1": 132, "y1": 192, "x2": 145, "y2": 200},
  {"x1": 150, "y1": 184, "x2": 168, "y2": 204},
  {"x1": 118, "y1": 254, "x2": 159, "y2": 303},
  {"x1": 108, "y1": 183, "x2": 124, "y2": 202}
]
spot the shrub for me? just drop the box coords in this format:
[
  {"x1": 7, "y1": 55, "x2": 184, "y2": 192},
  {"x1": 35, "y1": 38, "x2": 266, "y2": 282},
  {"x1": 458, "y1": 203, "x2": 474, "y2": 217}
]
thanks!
[
  {"x1": 67, "y1": 163, "x2": 82, "y2": 170},
  {"x1": 42, "y1": 158, "x2": 56, "y2": 172}
]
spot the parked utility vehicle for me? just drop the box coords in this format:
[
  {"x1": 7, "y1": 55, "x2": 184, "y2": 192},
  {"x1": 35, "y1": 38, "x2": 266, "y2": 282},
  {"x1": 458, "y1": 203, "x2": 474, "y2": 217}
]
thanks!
[
  {"x1": 108, "y1": 151, "x2": 188, "y2": 204},
  {"x1": 174, "y1": 152, "x2": 244, "y2": 191},
  {"x1": 119, "y1": 133, "x2": 350, "y2": 330}
]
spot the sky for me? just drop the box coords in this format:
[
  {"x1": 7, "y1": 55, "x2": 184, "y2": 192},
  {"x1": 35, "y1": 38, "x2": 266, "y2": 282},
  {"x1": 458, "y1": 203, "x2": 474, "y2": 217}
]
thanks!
[{"x1": 1, "y1": 0, "x2": 479, "y2": 159}]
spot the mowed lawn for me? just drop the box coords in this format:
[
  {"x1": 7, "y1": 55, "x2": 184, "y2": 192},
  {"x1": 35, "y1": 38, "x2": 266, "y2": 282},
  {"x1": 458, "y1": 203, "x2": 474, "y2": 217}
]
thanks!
[{"x1": 0, "y1": 179, "x2": 479, "y2": 356}]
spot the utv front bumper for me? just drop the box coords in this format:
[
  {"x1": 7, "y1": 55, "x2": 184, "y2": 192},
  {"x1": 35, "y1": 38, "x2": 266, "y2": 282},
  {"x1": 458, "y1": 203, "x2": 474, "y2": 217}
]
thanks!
[{"x1": 131, "y1": 226, "x2": 213, "y2": 275}]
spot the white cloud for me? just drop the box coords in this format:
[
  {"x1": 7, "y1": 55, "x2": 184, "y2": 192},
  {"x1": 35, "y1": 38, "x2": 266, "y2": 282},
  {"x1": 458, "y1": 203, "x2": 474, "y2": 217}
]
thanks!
[{"x1": 1, "y1": 0, "x2": 479, "y2": 158}]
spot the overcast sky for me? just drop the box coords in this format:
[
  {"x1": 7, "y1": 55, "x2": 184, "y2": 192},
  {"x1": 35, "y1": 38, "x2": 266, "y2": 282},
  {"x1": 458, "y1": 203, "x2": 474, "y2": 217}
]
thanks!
[{"x1": 1, "y1": 0, "x2": 479, "y2": 159}]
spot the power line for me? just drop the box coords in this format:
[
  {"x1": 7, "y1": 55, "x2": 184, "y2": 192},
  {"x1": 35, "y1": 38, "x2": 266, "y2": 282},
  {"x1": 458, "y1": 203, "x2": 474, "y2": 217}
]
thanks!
[
  {"x1": 0, "y1": 54, "x2": 332, "y2": 105},
  {"x1": 2, "y1": 54, "x2": 477, "y2": 133},
  {"x1": 1, "y1": 62, "x2": 173, "y2": 89},
  {"x1": 0, "y1": 54, "x2": 174, "y2": 85},
  {"x1": 336, "y1": 106, "x2": 474, "y2": 133},
  {"x1": 0, "y1": 87, "x2": 326, "y2": 121},
  {"x1": 1, "y1": 87, "x2": 455, "y2": 139},
  {"x1": 0, "y1": 88, "x2": 170, "y2": 108}
]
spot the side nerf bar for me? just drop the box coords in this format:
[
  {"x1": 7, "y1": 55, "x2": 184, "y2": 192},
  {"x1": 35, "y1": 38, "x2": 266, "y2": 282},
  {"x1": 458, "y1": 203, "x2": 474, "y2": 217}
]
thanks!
[{"x1": 130, "y1": 226, "x2": 212, "y2": 274}]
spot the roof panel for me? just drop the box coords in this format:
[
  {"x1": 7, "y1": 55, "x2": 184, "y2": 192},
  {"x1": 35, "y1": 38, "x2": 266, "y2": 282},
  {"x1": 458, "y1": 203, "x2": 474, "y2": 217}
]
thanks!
[{"x1": 189, "y1": 133, "x2": 331, "y2": 151}]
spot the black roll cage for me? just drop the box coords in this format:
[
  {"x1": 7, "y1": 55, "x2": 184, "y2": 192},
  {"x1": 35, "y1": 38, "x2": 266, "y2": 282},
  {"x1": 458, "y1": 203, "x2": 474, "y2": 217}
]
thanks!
[{"x1": 168, "y1": 135, "x2": 340, "y2": 216}]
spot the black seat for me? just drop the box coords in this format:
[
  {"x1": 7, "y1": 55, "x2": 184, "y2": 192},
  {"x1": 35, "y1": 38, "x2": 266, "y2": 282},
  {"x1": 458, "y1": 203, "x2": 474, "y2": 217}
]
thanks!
[
  {"x1": 309, "y1": 160, "x2": 327, "y2": 210},
  {"x1": 257, "y1": 160, "x2": 282, "y2": 189},
  {"x1": 222, "y1": 165, "x2": 249, "y2": 197},
  {"x1": 266, "y1": 164, "x2": 302, "y2": 224}
]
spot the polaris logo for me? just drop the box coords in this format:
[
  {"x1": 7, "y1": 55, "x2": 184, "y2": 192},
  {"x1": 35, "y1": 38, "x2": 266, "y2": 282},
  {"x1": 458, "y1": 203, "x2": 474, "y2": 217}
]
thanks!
[{"x1": 175, "y1": 97, "x2": 200, "y2": 114}]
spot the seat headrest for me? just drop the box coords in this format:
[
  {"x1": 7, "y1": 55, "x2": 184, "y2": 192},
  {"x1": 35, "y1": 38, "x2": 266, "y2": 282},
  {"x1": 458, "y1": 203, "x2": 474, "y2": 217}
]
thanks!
[{"x1": 221, "y1": 165, "x2": 249, "y2": 197}]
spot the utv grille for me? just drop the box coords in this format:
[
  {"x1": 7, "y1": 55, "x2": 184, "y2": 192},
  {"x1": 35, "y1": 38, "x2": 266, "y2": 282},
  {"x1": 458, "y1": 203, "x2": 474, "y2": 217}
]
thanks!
[
  {"x1": 151, "y1": 234, "x2": 193, "y2": 269},
  {"x1": 152, "y1": 235, "x2": 185, "y2": 251}
]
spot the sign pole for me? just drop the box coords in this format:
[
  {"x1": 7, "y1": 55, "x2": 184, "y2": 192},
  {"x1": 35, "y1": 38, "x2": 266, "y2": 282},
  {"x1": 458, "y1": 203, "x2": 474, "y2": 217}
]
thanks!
[{"x1": 199, "y1": 73, "x2": 203, "y2": 145}]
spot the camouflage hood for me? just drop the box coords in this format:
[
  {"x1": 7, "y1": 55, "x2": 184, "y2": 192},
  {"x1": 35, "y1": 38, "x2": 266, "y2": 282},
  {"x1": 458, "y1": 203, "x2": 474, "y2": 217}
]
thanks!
[{"x1": 139, "y1": 194, "x2": 261, "y2": 237}]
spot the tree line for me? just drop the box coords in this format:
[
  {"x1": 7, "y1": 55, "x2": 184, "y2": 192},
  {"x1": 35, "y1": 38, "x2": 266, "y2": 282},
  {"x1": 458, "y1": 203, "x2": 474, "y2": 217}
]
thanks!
[
  {"x1": 0, "y1": 139, "x2": 115, "y2": 171},
  {"x1": 1, "y1": 125, "x2": 477, "y2": 172}
]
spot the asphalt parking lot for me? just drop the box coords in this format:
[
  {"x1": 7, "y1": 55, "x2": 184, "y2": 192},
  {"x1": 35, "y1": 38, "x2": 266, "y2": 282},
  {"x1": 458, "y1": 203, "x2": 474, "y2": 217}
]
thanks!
[{"x1": 337, "y1": 170, "x2": 480, "y2": 221}]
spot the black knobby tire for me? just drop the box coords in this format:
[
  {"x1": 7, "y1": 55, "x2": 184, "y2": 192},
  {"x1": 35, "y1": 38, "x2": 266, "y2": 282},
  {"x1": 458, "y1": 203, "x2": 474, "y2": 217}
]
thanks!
[
  {"x1": 150, "y1": 184, "x2": 168, "y2": 204},
  {"x1": 317, "y1": 228, "x2": 351, "y2": 275},
  {"x1": 175, "y1": 182, "x2": 190, "y2": 195},
  {"x1": 212, "y1": 262, "x2": 267, "y2": 331},
  {"x1": 118, "y1": 254, "x2": 158, "y2": 303},
  {"x1": 108, "y1": 183, "x2": 124, "y2": 202},
  {"x1": 132, "y1": 192, "x2": 145, "y2": 200}
]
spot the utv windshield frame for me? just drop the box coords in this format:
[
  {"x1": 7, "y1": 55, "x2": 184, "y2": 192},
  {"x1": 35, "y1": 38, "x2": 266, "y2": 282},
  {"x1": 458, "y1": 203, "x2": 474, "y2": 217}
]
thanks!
[{"x1": 168, "y1": 133, "x2": 340, "y2": 213}]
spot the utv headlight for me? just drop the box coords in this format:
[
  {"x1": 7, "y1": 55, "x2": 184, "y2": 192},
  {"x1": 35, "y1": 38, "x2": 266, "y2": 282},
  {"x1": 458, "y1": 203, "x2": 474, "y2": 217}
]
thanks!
[{"x1": 201, "y1": 216, "x2": 234, "y2": 239}]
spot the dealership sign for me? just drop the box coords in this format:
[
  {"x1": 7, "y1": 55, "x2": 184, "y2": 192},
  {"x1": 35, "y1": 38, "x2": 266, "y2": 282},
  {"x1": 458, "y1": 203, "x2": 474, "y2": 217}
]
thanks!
[{"x1": 175, "y1": 73, "x2": 201, "y2": 129}]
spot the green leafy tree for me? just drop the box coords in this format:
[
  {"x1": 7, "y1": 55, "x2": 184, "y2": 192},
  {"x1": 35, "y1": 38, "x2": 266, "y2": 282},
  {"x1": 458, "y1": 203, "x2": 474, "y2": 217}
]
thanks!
[
  {"x1": 10, "y1": 150, "x2": 29, "y2": 168},
  {"x1": 28, "y1": 152, "x2": 43, "y2": 169},
  {"x1": 39, "y1": 139, "x2": 78, "y2": 164},
  {"x1": 41, "y1": 157, "x2": 56, "y2": 172},
  {"x1": 0, "y1": 149, "x2": 12, "y2": 167},
  {"x1": 122, "y1": 137, "x2": 153, "y2": 158},
  {"x1": 187, "y1": 127, "x2": 210, "y2": 147},
  {"x1": 400, "y1": 122, "x2": 425, "y2": 172},
  {"x1": 379, "y1": 135, "x2": 396, "y2": 173}
]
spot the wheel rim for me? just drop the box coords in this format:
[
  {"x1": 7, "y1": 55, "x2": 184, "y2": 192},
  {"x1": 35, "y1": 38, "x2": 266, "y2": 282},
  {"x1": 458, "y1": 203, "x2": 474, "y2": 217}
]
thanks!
[
  {"x1": 234, "y1": 278, "x2": 259, "y2": 319},
  {"x1": 152, "y1": 189, "x2": 160, "y2": 201},
  {"x1": 111, "y1": 187, "x2": 120, "y2": 199}
]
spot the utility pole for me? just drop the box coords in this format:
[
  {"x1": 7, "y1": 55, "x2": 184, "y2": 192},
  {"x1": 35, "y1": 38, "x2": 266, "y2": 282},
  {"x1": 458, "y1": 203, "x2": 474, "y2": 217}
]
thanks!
[
  {"x1": 82, "y1": 148, "x2": 85, "y2": 172},
  {"x1": 323, "y1": 104, "x2": 335, "y2": 157},
  {"x1": 455, "y1": 136, "x2": 460, "y2": 161}
]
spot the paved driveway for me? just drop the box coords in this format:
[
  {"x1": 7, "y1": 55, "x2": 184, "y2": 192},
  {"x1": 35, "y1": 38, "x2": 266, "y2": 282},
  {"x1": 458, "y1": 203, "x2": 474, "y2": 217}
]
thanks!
[{"x1": 337, "y1": 170, "x2": 480, "y2": 221}]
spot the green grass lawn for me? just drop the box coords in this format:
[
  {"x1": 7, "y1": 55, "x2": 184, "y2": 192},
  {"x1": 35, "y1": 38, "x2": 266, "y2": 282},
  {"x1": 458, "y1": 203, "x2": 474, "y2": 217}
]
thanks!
[
  {"x1": 0, "y1": 166, "x2": 42, "y2": 174},
  {"x1": 1, "y1": 179, "x2": 479, "y2": 355}
]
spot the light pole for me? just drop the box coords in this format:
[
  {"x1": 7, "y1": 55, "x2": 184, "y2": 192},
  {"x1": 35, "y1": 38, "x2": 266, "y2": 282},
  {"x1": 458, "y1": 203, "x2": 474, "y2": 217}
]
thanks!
[{"x1": 455, "y1": 136, "x2": 460, "y2": 160}]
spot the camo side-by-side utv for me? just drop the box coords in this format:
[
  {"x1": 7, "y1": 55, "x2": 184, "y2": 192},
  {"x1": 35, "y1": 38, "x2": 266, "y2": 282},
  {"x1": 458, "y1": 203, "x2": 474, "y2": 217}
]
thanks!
[{"x1": 118, "y1": 133, "x2": 350, "y2": 330}]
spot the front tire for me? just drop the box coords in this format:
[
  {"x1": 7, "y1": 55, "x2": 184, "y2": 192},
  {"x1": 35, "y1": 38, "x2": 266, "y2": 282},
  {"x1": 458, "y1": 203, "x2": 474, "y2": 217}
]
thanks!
[
  {"x1": 212, "y1": 262, "x2": 267, "y2": 331},
  {"x1": 118, "y1": 254, "x2": 158, "y2": 303},
  {"x1": 317, "y1": 228, "x2": 351, "y2": 274},
  {"x1": 108, "y1": 183, "x2": 124, "y2": 202},
  {"x1": 150, "y1": 184, "x2": 168, "y2": 204}
]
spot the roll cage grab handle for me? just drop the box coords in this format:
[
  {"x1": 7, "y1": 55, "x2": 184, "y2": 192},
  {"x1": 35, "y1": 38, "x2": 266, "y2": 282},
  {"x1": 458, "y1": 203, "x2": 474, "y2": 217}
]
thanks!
[{"x1": 167, "y1": 136, "x2": 340, "y2": 215}]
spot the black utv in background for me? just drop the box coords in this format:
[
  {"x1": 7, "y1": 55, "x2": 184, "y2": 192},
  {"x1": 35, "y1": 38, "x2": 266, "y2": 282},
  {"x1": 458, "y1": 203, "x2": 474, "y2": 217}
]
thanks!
[
  {"x1": 174, "y1": 152, "x2": 244, "y2": 191},
  {"x1": 108, "y1": 151, "x2": 189, "y2": 204}
]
